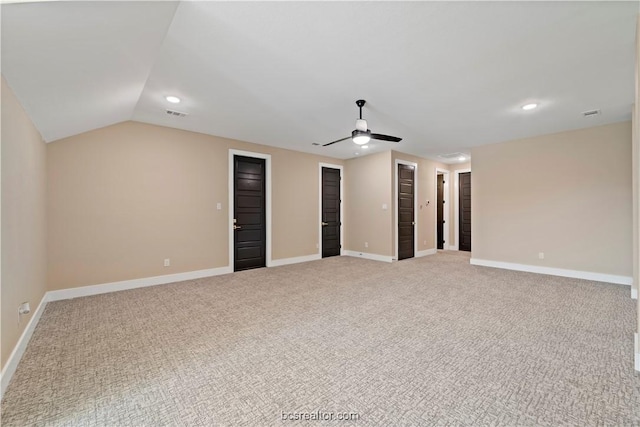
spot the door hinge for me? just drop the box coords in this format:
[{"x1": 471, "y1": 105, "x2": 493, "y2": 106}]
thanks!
[
  {"x1": 442, "y1": 200, "x2": 445, "y2": 203},
  {"x1": 443, "y1": 220, "x2": 446, "y2": 224}
]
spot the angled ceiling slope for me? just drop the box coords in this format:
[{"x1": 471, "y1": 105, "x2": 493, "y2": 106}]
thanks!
[
  {"x1": 1, "y1": 1, "x2": 179, "y2": 142},
  {"x1": 1, "y1": 2, "x2": 638, "y2": 161}
]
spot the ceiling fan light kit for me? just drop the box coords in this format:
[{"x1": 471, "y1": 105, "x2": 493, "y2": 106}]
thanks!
[
  {"x1": 321, "y1": 99, "x2": 402, "y2": 147},
  {"x1": 352, "y1": 129, "x2": 371, "y2": 145}
]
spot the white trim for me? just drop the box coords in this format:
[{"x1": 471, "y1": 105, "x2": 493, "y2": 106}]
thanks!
[
  {"x1": 318, "y1": 163, "x2": 344, "y2": 258},
  {"x1": 635, "y1": 333, "x2": 640, "y2": 372},
  {"x1": 416, "y1": 248, "x2": 437, "y2": 258},
  {"x1": 270, "y1": 254, "x2": 322, "y2": 267},
  {"x1": 394, "y1": 159, "x2": 418, "y2": 259},
  {"x1": 470, "y1": 258, "x2": 633, "y2": 285},
  {"x1": 447, "y1": 244, "x2": 456, "y2": 251},
  {"x1": 435, "y1": 168, "x2": 450, "y2": 251},
  {"x1": 452, "y1": 168, "x2": 471, "y2": 251},
  {"x1": 343, "y1": 250, "x2": 394, "y2": 263},
  {"x1": 632, "y1": 287, "x2": 638, "y2": 299},
  {"x1": 1, "y1": 294, "x2": 49, "y2": 399},
  {"x1": 47, "y1": 266, "x2": 233, "y2": 302},
  {"x1": 229, "y1": 149, "x2": 272, "y2": 270}
]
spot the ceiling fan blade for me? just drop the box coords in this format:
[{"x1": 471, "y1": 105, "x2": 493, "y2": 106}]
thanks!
[
  {"x1": 322, "y1": 136, "x2": 351, "y2": 147},
  {"x1": 371, "y1": 133, "x2": 402, "y2": 143}
]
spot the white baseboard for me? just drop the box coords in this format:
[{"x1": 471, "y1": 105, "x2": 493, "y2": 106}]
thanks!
[
  {"x1": 47, "y1": 266, "x2": 233, "y2": 302},
  {"x1": 416, "y1": 248, "x2": 437, "y2": 258},
  {"x1": 343, "y1": 250, "x2": 393, "y2": 263},
  {"x1": 270, "y1": 253, "x2": 321, "y2": 267},
  {"x1": 470, "y1": 258, "x2": 633, "y2": 286},
  {"x1": 632, "y1": 288, "x2": 638, "y2": 300},
  {"x1": 447, "y1": 245, "x2": 456, "y2": 251},
  {"x1": 1, "y1": 293, "x2": 49, "y2": 399},
  {"x1": 635, "y1": 333, "x2": 640, "y2": 372}
]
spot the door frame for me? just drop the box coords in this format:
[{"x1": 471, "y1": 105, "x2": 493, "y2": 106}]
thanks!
[
  {"x1": 453, "y1": 168, "x2": 471, "y2": 251},
  {"x1": 228, "y1": 149, "x2": 272, "y2": 269},
  {"x1": 318, "y1": 163, "x2": 344, "y2": 257},
  {"x1": 394, "y1": 159, "x2": 418, "y2": 260},
  {"x1": 435, "y1": 168, "x2": 450, "y2": 250}
]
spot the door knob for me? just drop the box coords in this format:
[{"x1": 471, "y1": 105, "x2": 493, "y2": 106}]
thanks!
[
  {"x1": 233, "y1": 225, "x2": 242, "y2": 230},
  {"x1": 321, "y1": 222, "x2": 329, "y2": 226}
]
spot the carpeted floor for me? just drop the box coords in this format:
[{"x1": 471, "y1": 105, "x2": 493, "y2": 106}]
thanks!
[{"x1": 1, "y1": 252, "x2": 639, "y2": 426}]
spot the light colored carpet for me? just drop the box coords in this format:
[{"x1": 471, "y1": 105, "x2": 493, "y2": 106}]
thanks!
[{"x1": 1, "y1": 252, "x2": 639, "y2": 426}]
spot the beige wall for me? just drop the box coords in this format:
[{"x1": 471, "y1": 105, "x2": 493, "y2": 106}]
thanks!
[
  {"x1": 344, "y1": 150, "x2": 471, "y2": 258},
  {"x1": 471, "y1": 121, "x2": 632, "y2": 276},
  {"x1": 1, "y1": 77, "x2": 48, "y2": 368},
  {"x1": 343, "y1": 151, "x2": 393, "y2": 256},
  {"x1": 47, "y1": 121, "x2": 342, "y2": 290}
]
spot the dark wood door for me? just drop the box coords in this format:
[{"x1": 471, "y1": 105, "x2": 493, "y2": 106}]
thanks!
[
  {"x1": 437, "y1": 174, "x2": 444, "y2": 250},
  {"x1": 459, "y1": 172, "x2": 472, "y2": 252},
  {"x1": 321, "y1": 167, "x2": 341, "y2": 258},
  {"x1": 398, "y1": 164, "x2": 415, "y2": 260},
  {"x1": 234, "y1": 156, "x2": 266, "y2": 271}
]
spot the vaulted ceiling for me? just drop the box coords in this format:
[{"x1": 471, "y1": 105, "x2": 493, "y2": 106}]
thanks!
[{"x1": 2, "y1": 1, "x2": 638, "y2": 161}]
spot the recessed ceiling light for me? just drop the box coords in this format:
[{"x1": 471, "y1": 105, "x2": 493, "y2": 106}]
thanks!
[
  {"x1": 165, "y1": 95, "x2": 181, "y2": 104},
  {"x1": 362, "y1": 145, "x2": 369, "y2": 149},
  {"x1": 458, "y1": 156, "x2": 466, "y2": 161},
  {"x1": 522, "y1": 103, "x2": 538, "y2": 111},
  {"x1": 354, "y1": 152, "x2": 360, "y2": 156}
]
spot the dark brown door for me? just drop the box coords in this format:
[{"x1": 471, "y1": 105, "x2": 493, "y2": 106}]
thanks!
[
  {"x1": 398, "y1": 164, "x2": 415, "y2": 260},
  {"x1": 437, "y1": 174, "x2": 444, "y2": 250},
  {"x1": 234, "y1": 156, "x2": 266, "y2": 271},
  {"x1": 459, "y1": 172, "x2": 471, "y2": 252},
  {"x1": 321, "y1": 167, "x2": 341, "y2": 258}
]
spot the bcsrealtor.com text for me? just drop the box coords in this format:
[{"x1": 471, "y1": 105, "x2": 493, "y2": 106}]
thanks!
[{"x1": 281, "y1": 410, "x2": 360, "y2": 422}]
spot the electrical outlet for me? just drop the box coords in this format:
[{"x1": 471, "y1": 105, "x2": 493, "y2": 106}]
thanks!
[
  {"x1": 216, "y1": 202, "x2": 222, "y2": 210},
  {"x1": 18, "y1": 302, "x2": 30, "y2": 315},
  {"x1": 538, "y1": 252, "x2": 544, "y2": 260},
  {"x1": 364, "y1": 242, "x2": 369, "y2": 248},
  {"x1": 164, "y1": 258, "x2": 171, "y2": 267},
  {"x1": 424, "y1": 240, "x2": 427, "y2": 246},
  {"x1": 18, "y1": 302, "x2": 30, "y2": 324},
  {"x1": 316, "y1": 243, "x2": 319, "y2": 249}
]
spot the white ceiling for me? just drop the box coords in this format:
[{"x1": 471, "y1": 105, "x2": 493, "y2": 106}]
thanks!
[{"x1": 2, "y1": 1, "x2": 638, "y2": 162}]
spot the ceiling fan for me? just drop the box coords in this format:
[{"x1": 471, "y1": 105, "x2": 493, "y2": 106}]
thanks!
[{"x1": 322, "y1": 100, "x2": 402, "y2": 147}]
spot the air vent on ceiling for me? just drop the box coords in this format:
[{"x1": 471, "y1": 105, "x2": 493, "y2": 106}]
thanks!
[
  {"x1": 166, "y1": 109, "x2": 188, "y2": 117},
  {"x1": 582, "y1": 109, "x2": 601, "y2": 118},
  {"x1": 438, "y1": 152, "x2": 466, "y2": 160}
]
